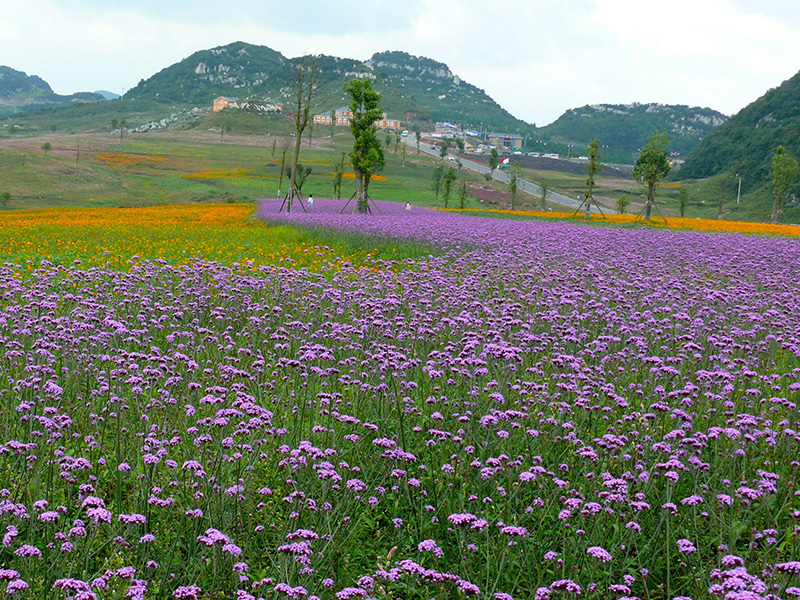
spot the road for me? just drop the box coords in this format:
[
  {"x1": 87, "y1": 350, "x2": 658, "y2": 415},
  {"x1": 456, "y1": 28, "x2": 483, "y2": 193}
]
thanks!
[{"x1": 405, "y1": 138, "x2": 598, "y2": 212}]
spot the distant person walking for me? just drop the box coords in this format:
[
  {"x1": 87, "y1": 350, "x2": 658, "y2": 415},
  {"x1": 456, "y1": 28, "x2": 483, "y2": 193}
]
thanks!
[{"x1": 308, "y1": 194, "x2": 314, "y2": 209}]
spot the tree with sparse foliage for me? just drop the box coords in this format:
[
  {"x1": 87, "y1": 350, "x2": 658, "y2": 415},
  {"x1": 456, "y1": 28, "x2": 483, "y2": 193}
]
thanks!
[
  {"x1": 583, "y1": 138, "x2": 602, "y2": 216},
  {"x1": 284, "y1": 164, "x2": 312, "y2": 196},
  {"x1": 439, "y1": 142, "x2": 450, "y2": 162},
  {"x1": 678, "y1": 187, "x2": 689, "y2": 217},
  {"x1": 616, "y1": 194, "x2": 630, "y2": 214},
  {"x1": 771, "y1": 145, "x2": 799, "y2": 223},
  {"x1": 488, "y1": 148, "x2": 499, "y2": 179},
  {"x1": 413, "y1": 124, "x2": 421, "y2": 154},
  {"x1": 458, "y1": 181, "x2": 468, "y2": 209},
  {"x1": 539, "y1": 180, "x2": 550, "y2": 210},
  {"x1": 333, "y1": 152, "x2": 345, "y2": 199},
  {"x1": 431, "y1": 164, "x2": 444, "y2": 204},
  {"x1": 284, "y1": 55, "x2": 318, "y2": 211},
  {"x1": 633, "y1": 132, "x2": 671, "y2": 220},
  {"x1": 220, "y1": 122, "x2": 232, "y2": 142},
  {"x1": 508, "y1": 162, "x2": 521, "y2": 210},
  {"x1": 277, "y1": 136, "x2": 293, "y2": 198},
  {"x1": 443, "y1": 167, "x2": 457, "y2": 208},
  {"x1": 344, "y1": 77, "x2": 385, "y2": 214}
]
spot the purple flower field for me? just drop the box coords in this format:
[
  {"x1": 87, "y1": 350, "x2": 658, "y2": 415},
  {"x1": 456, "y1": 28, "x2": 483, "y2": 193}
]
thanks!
[{"x1": 1, "y1": 198, "x2": 800, "y2": 600}]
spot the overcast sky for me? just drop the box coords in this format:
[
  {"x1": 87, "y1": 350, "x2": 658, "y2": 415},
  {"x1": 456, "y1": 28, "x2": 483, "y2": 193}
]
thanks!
[{"x1": 2, "y1": 0, "x2": 800, "y2": 125}]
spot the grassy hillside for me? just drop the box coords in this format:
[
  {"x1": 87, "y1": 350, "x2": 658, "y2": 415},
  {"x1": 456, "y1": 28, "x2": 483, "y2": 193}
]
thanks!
[{"x1": 679, "y1": 69, "x2": 800, "y2": 204}]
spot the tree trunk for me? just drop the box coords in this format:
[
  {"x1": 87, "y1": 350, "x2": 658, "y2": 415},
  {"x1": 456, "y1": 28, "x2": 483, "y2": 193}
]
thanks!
[
  {"x1": 771, "y1": 194, "x2": 779, "y2": 223},
  {"x1": 356, "y1": 169, "x2": 367, "y2": 214},
  {"x1": 645, "y1": 184, "x2": 654, "y2": 220}
]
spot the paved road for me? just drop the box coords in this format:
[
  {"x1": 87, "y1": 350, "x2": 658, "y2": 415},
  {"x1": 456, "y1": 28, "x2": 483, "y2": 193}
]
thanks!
[{"x1": 405, "y1": 138, "x2": 599, "y2": 212}]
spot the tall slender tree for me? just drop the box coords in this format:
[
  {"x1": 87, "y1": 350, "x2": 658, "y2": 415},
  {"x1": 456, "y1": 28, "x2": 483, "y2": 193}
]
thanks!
[
  {"x1": 344, "y1": 78, "x2": 385, "y2": 214},
  {"x1": 284, "y1": 55, "x2": 318, "y2": 211},
  {"x1": 633, "y1": 132, "x2": 671, "y2": 220},
  {"x1": 583, "y1": 138, "x2": 602, "y2": 217},
  {"x1": 771, "y1": 145, "x2": 799, "y2": 223}
]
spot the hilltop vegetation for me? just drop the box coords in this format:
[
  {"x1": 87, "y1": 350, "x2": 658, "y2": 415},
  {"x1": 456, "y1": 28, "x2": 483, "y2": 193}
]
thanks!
[
  {"x1": 0, "y1": 65, "x2": 105, "y2": 117},
  {"x1": 680, "y1": 69, "x2": 800, "y2": 197},
  {"x1": 535, "y1": 103, "x2": 727, "y2": 164}
]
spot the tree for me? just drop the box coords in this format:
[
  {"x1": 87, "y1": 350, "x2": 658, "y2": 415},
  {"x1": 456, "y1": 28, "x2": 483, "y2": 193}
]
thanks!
[
  {"x1": 439, "y1": 142, "x2": 450, "y2": 161},
  {"x1": 771, "y1": 145, "x2": 799, "y2": 223},
  {"x1": 678, "y1": 187, "x2": 689, "y2": 217},
  {"x1": 431, "y1": 164, "x2": 444, "y2": 204},
  {"x1": 0, "y1": 192, "x2": 10, "y2": 208},
  {"x1": 277, "y1": 136, "x2": 293, "y2": 199},
  {"x1": 284, "y1": 55, "x2": 318, "y2": 211},
  {"x1": 458, "y1": 181, "x2": 469, "y2": 209},
  {"x1": 633, "y1": 132, "x2": 671, "y2": 220},
  {"x1": 616, "y1": 194, "x2": 630, "y2": 214},
  {"x1": 333, "y1": 152, "x2": 346, "y2": 199},
  {"x1": 50, "y1": 124, "x2": 57, "y2": 134},
  {"x1": 488, "y1": 148, "x2": 499, "y2": 179},
  {"x1": 443, "y1": 167, "x2": 457, "y2": 208},
  {"x1": 329, "y1": 109, "x2": 336, "y2": 147},
  {"x1": 344, "y1": 77, "x2": 385, "y2": 214},
  {"x1": 42, "y1": 142, "x2": 51, "y2": 154},
  {"x1": 285, "y1": 164, "x2": 312, "y2": 196},
  {"x1": 220, "y1": 122, "x2": 231, "y2": 142},
  {"x1": 413, "y1": 124, "x2": 421, "y2": 154},
  {"x1": 539, "y1": 180, "x2": 550, "y2": 210},
  {"x1": 583, "y1": 139, "x2": 602, "y2": 217},
  {"x1": 508, "y1": 162, "x2": 521, "y2": 210},
  {"x1": 385, "y1": 134, "x2": 392, "y2": 151}
]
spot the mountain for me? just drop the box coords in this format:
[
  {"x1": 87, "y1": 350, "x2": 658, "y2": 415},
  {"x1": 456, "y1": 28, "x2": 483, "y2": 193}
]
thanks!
[
  {"x1": 368, "y1": 51, "x2": 528, "y2": 132},
  {"x1": 535, "y1": 103, "x2": 728, "y2": 164},
  {"x1": 0, "y1": 66, "x2": 106, "y2": 115},
  {"x1": 123, "y1": 42, "x2": 527, "y2": 132},
  {"x1": 679, "y1": 69, "x2": 800, "y2": 193},
  {"x1": 94, "y1": 90, "x2": 121, "y2": 100}
]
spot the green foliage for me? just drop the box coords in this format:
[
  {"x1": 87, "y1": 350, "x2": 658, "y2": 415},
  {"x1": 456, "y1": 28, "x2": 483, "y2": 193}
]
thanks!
[
  {"x1": 678, "y1": 187, "x2": 689, "y2": 217},
  {"x1": 539, "y1": 103, "x2": 725, "y2": 165},
  {"x1": 680, "y1": 69, "x2": 800, "y2": 197},
  {"x1": 458, "y1": 181, "x2": 468, "y2": 209},
  {"x1": 488, "y1": 148, "x2": 499, "y2": 177},
  {"x1": 370, "y1": 50, "x2": 530, "y2": 132},
  {"x1": 344, "y1": 78, "x2": 385, "y2": 212},
  {"x1": 585, "y1": 138, "x2": 602, "y2": 200},
  {"x1": 508, "y1": 162, "x2": 521, "y2": 210},
  {"x1": 41, "y1": 141, "x2": 51, "y2": 153},
  {"x1": 539, "y1": 180, "x2": 550, "y2": 210},
  {"x1": 771, "y1": 145, "x2": 800, "y2": 223},
  {"x1": 616, "y1": 193, "x2": 630, "y2": 214},
  {"x1": 442, "y1": 166, "x2": 457, "y2": 208},
  {"x1": 431, "y1": 163, "x2": 444, "y2": 202},
  {"x1": 0, "y1": 192, "x2": 10, "y2": 208},
  {"x1": 633, "y1": 132, "x2": 671, "y2": 220}
]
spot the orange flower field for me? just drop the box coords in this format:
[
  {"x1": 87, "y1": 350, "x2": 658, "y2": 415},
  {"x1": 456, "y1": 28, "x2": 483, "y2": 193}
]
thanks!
[{"x1": 441, "y1": 207, "x2": 800, "y2": 237}]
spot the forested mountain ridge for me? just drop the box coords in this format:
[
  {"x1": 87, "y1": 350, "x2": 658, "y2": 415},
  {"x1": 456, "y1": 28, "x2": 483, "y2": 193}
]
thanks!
[
  {"x1": 679, "y1": 69, "x2": 800, "y2": 193},
  {"x1": 0, "y1": 66, "x2": 105, "y2": 116},
  {"x1": 122, "y1": 42, "x2": 522, "y2": 131},
  {"x1": 537, "y1": 102, "x2": 728, "y2": 164}
]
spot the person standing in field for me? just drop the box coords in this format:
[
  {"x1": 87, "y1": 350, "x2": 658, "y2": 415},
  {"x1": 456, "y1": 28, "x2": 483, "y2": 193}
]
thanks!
[{"x1": 308, "y1": 194, "x2": 314, "y2": 209}]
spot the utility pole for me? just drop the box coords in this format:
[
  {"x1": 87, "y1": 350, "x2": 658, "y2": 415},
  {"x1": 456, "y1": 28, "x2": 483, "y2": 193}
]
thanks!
[{"x1": 736, "y1": 174, "x2": 742, "y2": 204}]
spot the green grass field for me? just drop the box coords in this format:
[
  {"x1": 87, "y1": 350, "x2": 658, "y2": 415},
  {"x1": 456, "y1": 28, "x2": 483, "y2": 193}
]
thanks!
[{"x1": 1, "y1": 106, "x2": 795, "y2": 223}]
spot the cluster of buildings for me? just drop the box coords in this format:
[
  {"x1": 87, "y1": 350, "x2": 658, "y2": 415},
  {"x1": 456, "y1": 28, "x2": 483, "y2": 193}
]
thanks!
[
  {"x1": 212, "y1": 97, "x2": 402, "y2": 132},
  {"x1": 311, "y1": 107, "x2": 401, "y2": 131}
]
